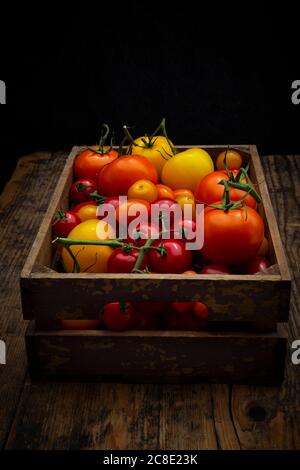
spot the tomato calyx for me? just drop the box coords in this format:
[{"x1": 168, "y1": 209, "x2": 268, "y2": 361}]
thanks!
[
  {"x1": 84, "y1": 123, "x2": 114, "y2": 155},
  {"x1": 53, "y1": 209, "x2": 67, "y2": 223}
]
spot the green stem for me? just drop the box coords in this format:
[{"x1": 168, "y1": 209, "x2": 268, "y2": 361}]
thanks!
[
  {"x1": 159, "y1": 117, "x2": 176, "y2": 155},
  {"x1": 221, "y1": 180, "x2": 261, "y2": 203},
  {"x1": 53, "y1": 237, "x2": 128, "y2": 249},
  {"x1": 131, "y1": 237, "x2": 154, "y2": 273}
]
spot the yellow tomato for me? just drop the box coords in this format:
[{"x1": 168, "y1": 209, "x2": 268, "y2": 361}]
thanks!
[
  {"x1": 175, "y1": 195, "x2": 196, "y2": 218},
  {"x1": 161, "y1": 148, "x2": 214, "y2": 192},
  {"x1": 62, "y1": 219, "x2": 115, "y2": 273},
  {"x1": 61, "y1": 320, "x2": 101, "y2": 330},
  {"x1": 131, "y1": 135, "x2": 174, "y2": 177},
  {"x1": 216, "y1": 149, "x2": 242, "y2": 170},
  {"x1": 76, "y1": 204, "x2": 97, "y2": 221},
  {"x1": 127, "y1": 179, "x2": 158, "y2": 203}
]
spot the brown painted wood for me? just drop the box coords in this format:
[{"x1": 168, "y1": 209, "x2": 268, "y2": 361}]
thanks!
[
  {"x1": 1, "y1": 151, "x2": 299, "y2": 450},
  {"x1": 20, "y1": 145, "x2": 291, "y2": 326}
]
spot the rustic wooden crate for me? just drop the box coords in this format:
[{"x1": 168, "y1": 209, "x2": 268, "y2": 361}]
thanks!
[{"x1": 20, "y1": 145, "x2": 291, "y2": 384}]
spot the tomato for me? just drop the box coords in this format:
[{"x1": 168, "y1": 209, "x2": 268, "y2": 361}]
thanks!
[
  {"x1": 98, "y1": 154, "x2": 158, "y2": 196},
  {"x1": 156, "y1": 184, "x2": 175, "y2": 201},
  {"x1": 74, "y1": 146, "x2": 118, "y2": 181},
  {"x1": 182, "y1": 270, "x2": 198, "y2": 274},
  {"x1": 202, "y1": 204, "x2": 264, "y2": 265},
  {"x1": 116, "y1": 199, "x2": 150, "y2": 225},
  {"x1": 257, "y1": 237, "x2": 269, "y2": 257},
  {"x1": 72, "y1": 201, "x2": 97, "y2": 221},
  {"x1": 126, "y1": 222, "x2": 160, "y2": 247},
  {"x1": 69, "y1": 178, "x2": 97, "y2": 204},
  {"x1": 52, "y1": 210, "x2": 81, "y2": 238},
  {"x1": 148, "y1": 239, "x2": 192, "y2": 273},
  {"x1": 200, "y1": 264, "x2": 232, "y2": 274},
  {"x1": 175, "y1": 195, "x2": 196, "y2": 219},
  {"x1": 173, "y1": 189, "x2": 194, "y2": 199},
  {"x1": 172, "y1": 302, "x2": 193, "y2": 312},
  {"x1": 163, "y1": 305, "x2": 205, "y2": 331},
  {"x1": 195, "y1": 170, "x2": 257, "y2": 209},
  {"x1": 61, "y1": 320, "x2": 101, "y2": 330},
  {"x1": 128, "y1": 179, "x2": 158, "y2": 203},
  {"x1": 130, "y1": 135, "x2": 174, "y2": 177},
  {"x1": 240, "y1": 256, "x2": 271, "y2": 274},
  {"x1": 132, "y1": 301, "x2": 166, "y2": 316},
  {"x1": 171, "y1": 218, "x2": 196, "y2": 243},
  {"x1": 62, "y1": 219, "x2": 115, "y2": 273},
  {"x1": 107, "y1": 247, "x2": 147, "y2": 273},
  {"x1": 102, "y1": 302, "x2": 134, "y2": 331},
  {"x1": 216, "y1": 149, "x2": 242, "y2": 170},
  {"x1": 193, "y1": 302, "x2": 208, "y2": 320},
  {"x1": 161, "y1": 148, "x2": 214, "y2": 192},
  {"x1": 151, "y1": 198, "x2": 181, "y2": 229}
]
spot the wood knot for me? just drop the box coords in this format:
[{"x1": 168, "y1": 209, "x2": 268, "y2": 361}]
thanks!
[{"x1": 246, "y1": 400, "x2": 277, "y2": 422}]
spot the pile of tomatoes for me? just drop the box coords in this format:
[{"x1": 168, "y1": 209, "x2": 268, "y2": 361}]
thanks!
[{"x1": 52, "y1": 122, "x2": 271, "y2": 331}]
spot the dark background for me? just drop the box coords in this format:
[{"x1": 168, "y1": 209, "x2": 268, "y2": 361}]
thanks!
[{"x1": 0, "y1": 2, "x2": 299, "y2": 191}]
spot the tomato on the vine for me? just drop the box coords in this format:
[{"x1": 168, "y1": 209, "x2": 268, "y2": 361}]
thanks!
[
  {"x1": 52, "y1": 210, "x2": 81, "y2": 238},
  {"x1": 148, "y1": 239, "x2": 192, "y2": 273},
  {"x1": 102, "y1": 302, "x2": 134, "y2": 331},
  {"x1": 201, "y1": 204, "x2": 264, "y2": 265},
  {"x1": 126, "y1": 222, "x2": 159, "y2": 247},
  {"x1": 98, "y1": 154, "x2": 158, "y2": 196},
  {"x1": 74, "y1": 146, "x2": 118, "y2": 181},
  {"x1": 107, "y1": 247, "x2": 147, "y2": 273},
  {"x1": 69, "y1": 178, "x2": 97, "y2": 204}
]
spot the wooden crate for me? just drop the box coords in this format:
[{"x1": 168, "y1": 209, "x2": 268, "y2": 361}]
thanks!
[{"x1": 20, "y1": 145, "x2": 291, "y2": 384}]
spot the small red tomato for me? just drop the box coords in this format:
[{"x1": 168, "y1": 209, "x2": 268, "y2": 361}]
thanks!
[
  {"x1": 107, "y1": 247, "x2": 147, "y2": 273},
  {"x1": 200, "y1": 264, "x2": 232, "y2": 274},
  {"x1": 69, "y1": 178, "x2": 97, "y2": 204},
  {"x1": 241, "y1": 256, "x2": 271, "y2": 274},
  {"x1": 126, "y1": 222, "x2": 160, "y2": 247},
  {"x1": 193, "y1": 302, "x2": 209, "y2": 320},
  {"x1": 148, "y1": 239, "x2": 192, "y2": 274},
  {"x1": 102, "y1": 302, "x2": 134, "y2": 331},
  {"x1": 96, "y1": 196, "x2": 121, "y2": 220},
  {"x1": 52, "y1": 210, "x2": 81, "y2": 238}
]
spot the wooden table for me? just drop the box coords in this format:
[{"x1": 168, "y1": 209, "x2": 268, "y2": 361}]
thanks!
[{"x1": 0, "y1": 151, "x2": 299, "y2": 450}]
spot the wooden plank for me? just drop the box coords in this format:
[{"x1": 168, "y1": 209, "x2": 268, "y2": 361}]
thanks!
[{"x1": 25, "y1": 322, "x2": 287, "y2": 384}]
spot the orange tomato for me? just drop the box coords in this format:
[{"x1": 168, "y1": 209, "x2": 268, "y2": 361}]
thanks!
[
  {"x1": 128, "y1": 179, "x2": 158, "y2": 203},
  {"x1": 182, "y1": 270, "x2": 198, "y2": 275},
  {"x1": 216, "y1": 149, "x2": 242, "y2": 170},
  {"x1": 116, "y1": 199, "x2": 150, "y2": 224},
  {"x1": 173, "y1": 189, "x2": 194, "y2": 199},
  {"x1": 175, "y1": 195, "x2": 196, "y2": 218},
  {"x1": 61, "y1": 320, "x2": 101, "y2": 330},
  {"x1": 156, "y1": 184, "x2": 175, "y2": 200}
]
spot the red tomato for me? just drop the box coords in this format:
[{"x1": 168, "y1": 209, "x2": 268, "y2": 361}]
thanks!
[
  {"x1": 200, "y1": 264, "x2": 232, "y2": 274},
  {"x1": 151, "y1": 198, "x2": 182, "y2": 229},
  {"x1": 132, "y1": 301, "x2": 166, "y2": 316},
  {"x1": 69, "y1": 178, "x2": 97, "y2": 204},
  {"x1": 163, "y1": 306, "x2": 204, "y2": 331},
  {"x1": 96, "y1": 196, "x2": 121, "y2": 220},
  {"x1": 193, "y1": 302, "x2": 209, "y2": 320},
  {"x1": 52, "y1": 210, "x2": 81, "y2": 238},
  {"x1": 240, "y1": 256, "x2": 271, "y2": 274},
  {"x1": 172, "y1": 302, "x2": 193, "y2": 312},
  {"x1": 148, "y1": 240, "x2": 192, "y2": 274},
  {"x1": 107, "y1": 247, "x2": 147, "y2": 273},
  {"x1": 102, "y1": 302, "x2": 134, "y2": 331},
  {"x1": 195, "y1": 170, "x2": 257, "y2": 209},
  {"x1": 74, "y1": 146, "x2": 118, "y2": 181},
  {"x1": 202, "y1": 204, "x2": 264, "y2": 265},
  {"x1": 116, "y1": 199, "x2": 150, "y2": 225},
  {"x1": 98, "y1": 154, "x2": 158, "y2": 196},
  {"x1": 126, "y1": 222, "x2": 160, "y2": 247}
]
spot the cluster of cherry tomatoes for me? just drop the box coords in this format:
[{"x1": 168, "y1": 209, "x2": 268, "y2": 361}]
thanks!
[{"x1": 52, "y1": 121, "x2": 271, "y2": 331}]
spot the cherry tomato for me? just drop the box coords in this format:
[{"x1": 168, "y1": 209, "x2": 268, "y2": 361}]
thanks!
[
  {"x1": 52, "y1": 210, "x2": 81, "y2": 238},
  {"x1": 171, "y1": 218, "x2": 196, "y2": 243},
  {"x1": 72, "y1": 201, "x2": 97, "y2": 221},
  {"x1": 175, "y1": 195, "x2": 196, "y2": 219},
  {"x1": 126, "y1": 222, "x2": 159, "y2": 247},
  {"x1": 148, "y1": 239, "x2": 192, "y2": 274},
  {"x1": 102, "y1": 302, "x2": 134, "y2": 331},
  {"x1": 195, "y1": 170, "x2": 257, "y2": 209},
  {"x1": 107, "y1": 247, "x2": 147, "y2": 273},
  {"x1": 156, "y1": 184, "x2": 175, "y2": 200},
  {"x1": 96, "y1": 196, "x2": 121, "y2": 220},
  {"x1": 200, "y1": 264, "x2": 232, "y2": 274},
  {"x1": 98, "y1": 154, "x2": 158, "y2": 196},
  {"x1": 128, "y1": 179, "x2": 158, "y2": 203},
  {"x1": 173, "y1": 189, "x2": 194, "y2": 199},
  {"x1": 216, "y1": 149, "x2": 242, "y2": 170},
  {"x1": 241, "y1": 256, "x2": 271, "y2": 274},
  {"x1": 257, "y1": 237, "x2": 269, "y2": 257},
  {"x1": 201, "y1": 204, "x2": 264, "y2": 265},
  {"x1": 74, "y1": 146, "x2": 118, "y2": 181},
  {"x1": 116, "y1": 199, "x2": 150, "y2": 225},
  {"x1": 61, "y1": 320, "x2": 101, "y2": 330},
  {"x1": 69, "y1": 178, "x2": 97, "y2": 204},
  {"x1": 193, "y1": 302, "x2": 209, "y2": 320}
]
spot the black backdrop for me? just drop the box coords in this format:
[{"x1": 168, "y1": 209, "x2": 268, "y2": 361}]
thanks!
[{"x1": 0, "y1": 1, "x2": 299, "y2": 191}]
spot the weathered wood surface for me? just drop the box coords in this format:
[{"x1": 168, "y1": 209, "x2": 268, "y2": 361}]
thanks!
[{"x1": 0, "y1": 151, "x2": 299, "y2": 449}]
